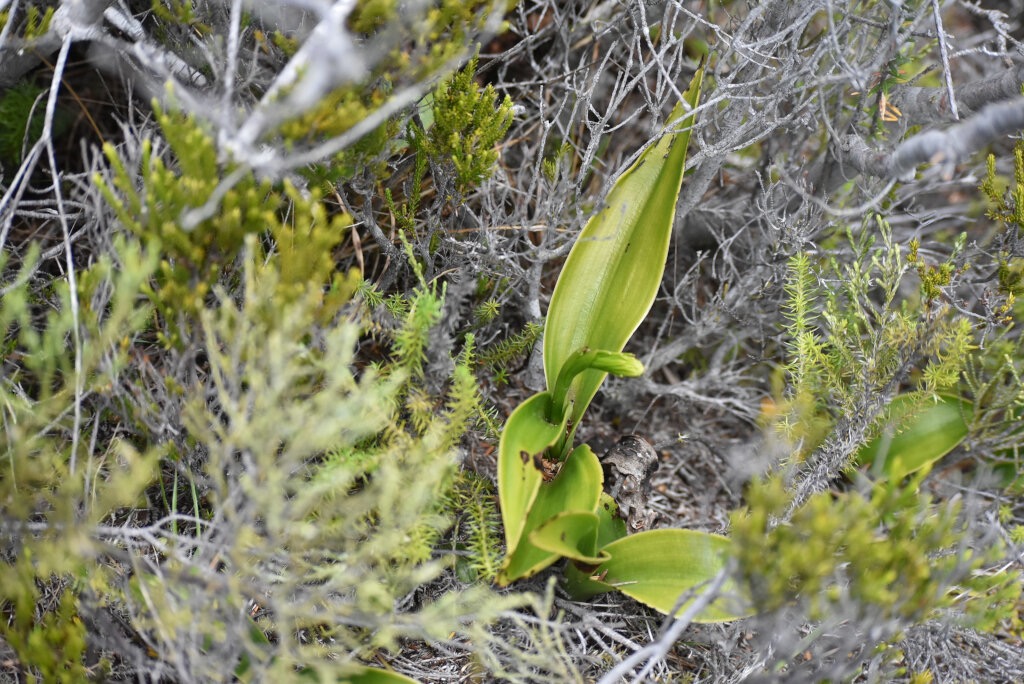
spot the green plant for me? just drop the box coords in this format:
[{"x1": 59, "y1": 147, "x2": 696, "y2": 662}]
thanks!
[
  {"x1": 165, "y1": 240, "x2": 510, "y2": 680},
  {"x1": 3, "y1": 89, "x2": 531, "y2": 678},
  {"x1": 446, "y1": 471, "x2": 504, "y2": 582},
  {"x1": 385, "y1": 56, "x2": 514, "y2": 242},
  {"x1": 95, "y1": 103, "x2": 353, "y2": 346},
  {"x1": 855, "y1": 393, "x2": 970, "y2": 482},
  {"x1": 0, "y1": 239, "x2": 161, "y2": 682},
  {"x1": 773, "y1": 217, "x2": 975, "y2": 480},
  {"x1": 151, "y1": 0, "x2": 200, "y2": 30},
  {"x1": 968, "y1": 139, "x2": 1024, "y2": 490},
  {"x1": 477, "y1": 320, "x2": 542, "y2": 375},
  {"x1": 0, "y1": 228, "x2": 517, "y2": 681},
  {"x1": 274, "y1": 1, "x2": 512, "y2": 188},
  {"x1": 0, "y1": 81, "x2": 72, "y2": 165},
  {"x1": 0, "y1": 83, "x2": 46, "y2": 164},
  {"x1": 492, "y1": 66, "x2": 743, "y2": 619},
  {"x1": 416, "y1": 56, "x2": 514, "y2": 197},
  {"x1": 0, "y1": 3, "x2": 57, "y2": 40},
  {"x1": 731, "y1": 475, "x2": 1020, "y2": 629},
  {"x1": 732, "y1": 202, "x2": 1024, "y2": 660}
]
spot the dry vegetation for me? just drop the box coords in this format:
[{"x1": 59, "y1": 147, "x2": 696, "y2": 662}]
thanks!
[{"x1": 2, "y1": 0, "x2": 1024, "y2": 681}]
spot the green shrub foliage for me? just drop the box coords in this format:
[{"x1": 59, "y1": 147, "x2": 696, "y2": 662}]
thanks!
[
  {"x1": 775, "y1": 215, "x2": 973, "y2": 462},
  {"x1": 0, "y1": 240, "x2": 160, "y2": 682},
  {"x1": 735, "y1": 207, "x2": 1024, "y2": 672},
  {"x1": 971, "y1": 139, "x2": 1024, "y2": 492},
  {"x1": 11, "y1": 2, "x2": 1024, "y2": 680},
  {"x1": 2, "y1": 104, "x2": 516, "y2": 680},
  {"x1": 417, "y1": 56, "x2": 514, "y2": 197},
  {"x1": 94, "y1": 105, "x2": 353, "y2": 347},
  {"x1": 732, "y1": 475, "x2": 1020, "y2": 629}
]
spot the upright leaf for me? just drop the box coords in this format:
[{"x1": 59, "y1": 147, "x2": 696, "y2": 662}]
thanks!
[{"x1": 543, "y1": 67, "x2": 704, "y2": 432}]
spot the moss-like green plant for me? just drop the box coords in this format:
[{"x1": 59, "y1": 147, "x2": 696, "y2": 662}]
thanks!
[
  {"x1": 0, "y1": 81, "x2": 71, "y2": 165},
  {"x1": 446, "y1": 471, "x2": 505, "y2": 583},
  {"x1": 3, "y1": 80, "x2": 522, "y2": 677},
  {"x1": 769, "y1": 216, "x2": 997, "y2": 498},
  {"x1": 981, "y1": 141, "x2": 1024, "y2": 229},
  {"x1": 0, "y1": 83, "x2": 46, "y2": 164},
  {"x1": 774, "y1": 216, "x2": 974, "y2": 465},
  {"x1": 382, "y1": 56, "x2": 514, "y2": 248},
  {"x1": 907, "y1": 234, "x2": 968, "y2": 306},
  {"x1": 151, "y1": 0, "x2": 196, "y2": 28},
  {"x1": 260, "y1": 1, "x2": 515, "y2": 190},
  {"x1": 736, "y1": 198, "x2": 1024, "y2": 663},
  {"x1": 162, "y1": 242, "x2": 513, "y2": 678},
  {"x1": 477, "y1": 320, "x2": 543, "y2": 377},
  {"x1": 0, "y1": 228, "x2": 520, "y2": 680},
  {"x1": 16, "y1": 3, "x2": 55, "y2": 39},
  {"x1": 281, "y1": 84, "x2": 402, "y2": 182},
  {"x1": 967, "y1": 139, "x2": 1024, "y2": 491},
  {"x1": 415, "y1": 56, "x2": 514, "y2": 197}
]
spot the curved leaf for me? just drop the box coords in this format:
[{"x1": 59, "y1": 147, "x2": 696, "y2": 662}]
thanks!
[
  {"x1": 857, "y1": 394, "x2": 971, "y2": 482},
  {"x1": 530, "y1": 511, "x2": 610, "y2": 564},
  {"x1": 345, "y1": 668, "x2": 421, "y2": 683},
  {"x1": 549, "y1": 349, "x2": 643, "y2": 425},
  {"x1": 497, "y1": 392, "x2": 566, "y2": 557},
  {"x1": 595, "y1": 492, "x2": 628, "y2": 548},
  {"x1": 566, "y1": 529, "x2": 749, "y2": 622},
  {"x1": 499, "y1": 444, "x2": 603, "y2": 584},
  {"x1": 543, "y1": 67, "x2": 704, "y2": 430}
]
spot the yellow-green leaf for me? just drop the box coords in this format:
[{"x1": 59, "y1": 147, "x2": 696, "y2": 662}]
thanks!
[
  {"x1": 543, "y1": 67, "x2": 704, "y2": 432},
  {"x1": 499, "y1": 444, "x2": 603, "y2": 584},
  {"x1": 857, "y1": 394, "x2": 971, "y2": 482},
  {"x1": 497, "y1": 392, "x2": 566, "y2": 557},
  {"x1": 345, "y1": 668, "x2": 421, "y2": 684},
  {"x1": 595, "y1": 492, "x2": 628, "y2": 548},
  {"x1": 566, "y1": 529, "x2": 749, "y2": 622},
  {"x1": 530, "y1": 511, "x2": 610, "y2": 565}
]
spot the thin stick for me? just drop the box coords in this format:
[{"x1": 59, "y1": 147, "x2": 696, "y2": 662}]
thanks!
[{"x1": 932, "y1": 0, "x2": 959, "y2": 120}]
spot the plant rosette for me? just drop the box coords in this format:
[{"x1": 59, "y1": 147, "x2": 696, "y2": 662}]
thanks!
[{"x1": 494, "y1": 66, "x2": 748, "y2": 620}]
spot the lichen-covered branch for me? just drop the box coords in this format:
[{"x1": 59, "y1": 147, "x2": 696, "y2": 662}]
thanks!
[{"x1": 839, "y1": 95, "x2": 1024, "y2": 181}]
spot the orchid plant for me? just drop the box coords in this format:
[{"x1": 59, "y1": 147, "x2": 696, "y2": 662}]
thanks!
[{"x1": 494, "y1": 67, "x2": 746, "y2": 620}]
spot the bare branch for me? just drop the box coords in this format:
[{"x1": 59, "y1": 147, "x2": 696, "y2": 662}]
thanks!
[
  {"x1": 932, "y1": 0, "x2": 959, "y2": 120},
  {"x1": 839, "y1": 94, "x2": 1024, "y2": 181},
  {"x1": 893, "y1": 61, "x2": 1024, "y2": 125}
]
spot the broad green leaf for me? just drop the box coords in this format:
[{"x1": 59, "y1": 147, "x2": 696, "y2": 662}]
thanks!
[
  {"x1": 530, "y1": 511, "x2": 609, "y2": 564},
  {"x1": 499, "y1": 444, "x2": 603, "y2": 584},
  {"x1": 345, "y1": 668, "x2": 421, "y2": 684},
  {"x1": 417, "y1": 91, "x2": 435, "y2": 131},
  {"x1": 543, "y1": 67, "x2": 704, "y2": 431},
  {"x1": 497, "y1": 392, "x2": 566, "y2": 557},
  {"x1": 565, "y1": 529, "x2": 749, "y2": 622},
  {"x1": 857, "y1": 394, "x2": 971, "y2": 482},
  {"x1": 595, "y1": 492, "x2": 628, "y2": 548}
]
